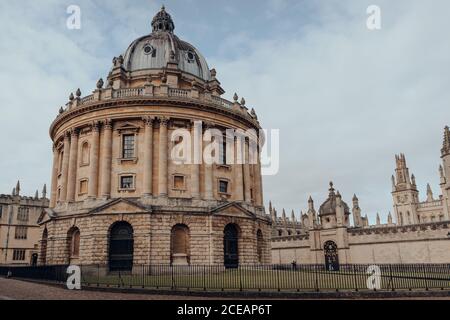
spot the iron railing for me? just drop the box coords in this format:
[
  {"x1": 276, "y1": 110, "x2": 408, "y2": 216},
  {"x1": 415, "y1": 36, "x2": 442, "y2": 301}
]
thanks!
[{"x1": 0, "y1": 264, "x2": 449, "y2": 292}]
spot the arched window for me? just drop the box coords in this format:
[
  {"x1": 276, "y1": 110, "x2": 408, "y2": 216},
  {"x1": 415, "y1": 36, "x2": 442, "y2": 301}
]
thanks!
[
  {"x1": 171, "y1": 224, "x2": 190, "y2": 265},
  {"x1": 407, "y1": 211, "x2": 411, "y2": 224},
  {"x1": 256, "y1": 229, "x2": 264, "y2": 263},
  {"x1": 109, "y1": 221, "x2": 134, "y2": 271},
  {"x1": 224, "y1": 224, "x2": 239, "y2": 268},
  {"x1": 399, "y1": 212, "x2": 404, "y2": 225},
  {"x1": 68, "y1": 227, "x2": 80, "y2": 258},
  {"x1": 81, "y1": 142, "x2": 90, "y2": 165}
]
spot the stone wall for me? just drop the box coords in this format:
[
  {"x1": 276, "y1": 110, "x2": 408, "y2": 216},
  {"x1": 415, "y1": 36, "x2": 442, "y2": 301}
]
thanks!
[{"x1": 40, "y1": 210, "x2": 272, "y2": 266}]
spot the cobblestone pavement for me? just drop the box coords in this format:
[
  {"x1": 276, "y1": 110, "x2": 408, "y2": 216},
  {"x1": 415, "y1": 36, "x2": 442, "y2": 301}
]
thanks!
[{"x1": 0, "y1": 278, "x2": 224, "y2": 300}]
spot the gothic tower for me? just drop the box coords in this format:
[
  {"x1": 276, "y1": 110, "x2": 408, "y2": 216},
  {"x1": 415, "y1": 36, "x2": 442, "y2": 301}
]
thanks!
[
  {"x1": 439, "y1": 126, "x2": 450, "y2": 220},
  {"x1": 392, "y1": 154, "x2": 419, "y2": 225}
]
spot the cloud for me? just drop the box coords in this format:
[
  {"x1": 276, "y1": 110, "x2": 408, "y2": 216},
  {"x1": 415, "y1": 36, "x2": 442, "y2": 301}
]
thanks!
[{"x1": 0, "y1": 0, "x2": 449, "y2": 226}]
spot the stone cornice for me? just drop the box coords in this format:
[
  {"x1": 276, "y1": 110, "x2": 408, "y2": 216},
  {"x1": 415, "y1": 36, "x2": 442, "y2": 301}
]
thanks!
[{"x1": 50, "y1": 96, "x2": 261, "y2": 140}]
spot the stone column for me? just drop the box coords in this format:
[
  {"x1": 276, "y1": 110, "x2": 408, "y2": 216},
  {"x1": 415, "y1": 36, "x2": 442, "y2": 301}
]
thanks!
[
  {"x1": 158, "y1": 117, "x2": 169, "y2": 197},
  {"x1": 49, "y1": 145, "x2": 59, "y2": 208},
  {"x1": 66, "y1": 129, "x2": 79, "y2": 202},
  {"x1": 234, "y1": 137, "x2": 244, "y2": 201},
  {"x1": 142, "y1": 117, "x2": 154, "y2": 197},
  {"x1": 243, "y1": 139, "x2": 252, "y2": 203},
  {"x1": 60, "y1": 132, "x2": 71, "y2": 202},
  {"x1": 190, "y1": 121, "x2": 201, "y2": 199},
  {"x1": 88, "y1": 122, "x2": 100, "y2": 199},
  {"x1": 100, "y1": 119, "x2": 113, "y2": 198},
  {"x1": 203, "y1": 124, "x2": 214, "y2": 200},
  {"x1": 254, "y1": 143, "x2": 263, "y2": 206}
]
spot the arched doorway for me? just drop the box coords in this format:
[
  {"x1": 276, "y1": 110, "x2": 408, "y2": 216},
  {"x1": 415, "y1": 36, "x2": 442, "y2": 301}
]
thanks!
[
  {"x1": 256, "y1": 229, "x2": 264, "y2": 263},
  {"x1": 171, "y1": 224, "x2": 190, "y2": 265},
  {"x1": 223, "y1": 224, "x2": 239, "y2": 268},
  {"x1": 109, "y1": 222, "x2": 134, "y2": 272},
  {"x1": 324, "y1": 240, "x2": 339, "y2": 271}
]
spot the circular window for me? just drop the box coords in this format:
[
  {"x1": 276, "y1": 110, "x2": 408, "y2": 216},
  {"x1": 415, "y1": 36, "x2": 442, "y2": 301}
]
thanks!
[
  {"x1": 186, "y1": 51, "x2": 195, "y2": 63},
  {"x1": 143, "y1": 44, "x2": 154, "y2": 55}
]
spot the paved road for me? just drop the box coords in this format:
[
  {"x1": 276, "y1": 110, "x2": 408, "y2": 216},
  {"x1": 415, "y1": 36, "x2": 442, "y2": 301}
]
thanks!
[{"x1": 0, "y1": 277, "x2": 223, "y2": 300}]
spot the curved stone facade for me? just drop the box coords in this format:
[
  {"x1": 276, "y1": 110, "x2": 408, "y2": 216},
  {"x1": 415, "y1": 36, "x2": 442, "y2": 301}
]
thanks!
[{"x1": 39, "y1": 7, "x2": 271, "y2": 268}]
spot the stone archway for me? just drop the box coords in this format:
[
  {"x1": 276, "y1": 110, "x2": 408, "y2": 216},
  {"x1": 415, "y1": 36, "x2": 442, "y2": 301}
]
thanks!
[
  {"x1": 171, "y1": 224, "x2": 190, "y2": 265},
  {"x1": 223, "y1": 224, "x2": 239, "y2": 268},
  {"x1": 108, "y1": 221, "x2": 134, "y2": 272},
  {"x1": 324, "y1": 240, "x2": 339, "y2": 271}
]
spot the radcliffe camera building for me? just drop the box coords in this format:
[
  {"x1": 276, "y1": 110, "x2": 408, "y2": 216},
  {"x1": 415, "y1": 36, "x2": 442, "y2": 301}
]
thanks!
[
  {"x1": 1, "y1": 7, "x2": 450, "y2": 270},
  {"x1": 38, "y1": 7, "x2": 270, "y2": 270}
]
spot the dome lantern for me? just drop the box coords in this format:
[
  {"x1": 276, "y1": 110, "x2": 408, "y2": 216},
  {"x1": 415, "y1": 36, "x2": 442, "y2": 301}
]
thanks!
[{"x1": 151, "y1": 5, "x2": 175, "y2": 33}]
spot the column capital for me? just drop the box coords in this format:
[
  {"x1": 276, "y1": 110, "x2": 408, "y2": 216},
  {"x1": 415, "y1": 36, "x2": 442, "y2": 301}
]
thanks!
[
  {"x1": 159, "y1": 116, "x2": 170, "y2": 127},
  {"x1": 64, "y1": 131, "x2": 71, "y2": 139},
  {"x1": 69, "y1": 128, "x2": 79, "y2": 137},
  {"x1": 91, "y1": 121, "x2": 101, "y2": 132},
  {"x1": 103, "y1": 118, "x2": 113, "y2": 129},
  {"x1": 143, "y1": 116, "x2": 155, "y2": 127}
]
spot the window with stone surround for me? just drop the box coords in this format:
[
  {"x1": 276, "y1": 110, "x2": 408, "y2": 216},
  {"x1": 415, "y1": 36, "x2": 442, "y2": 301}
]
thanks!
[
  {"x1": 218, "y1": 179, "x2": 229, "y2": 194},
  {"x1": 15, "y1": 226, "x2": 28, "y2": 240},
  {"x1": 80, "y1": 141, "x2": 90, "y2": 166},
  {"x1": 13, "y1": 249, "x2": 25, "y2": 261},
  {"x1": 17, "y1": 207, "x2": 29, "y2": 222},
  {"x1": 79, "y1": 179, "x2": 88, "y2": 195},
  {"x1": 122, "y1": 134, "x2": 135, "y2": 159},
  {"x1": 173, "y1": 175, "x2": 185, "y2": 190},
  {"x1": 119, "y1": 175, "x2": 135, "y2": 190}
]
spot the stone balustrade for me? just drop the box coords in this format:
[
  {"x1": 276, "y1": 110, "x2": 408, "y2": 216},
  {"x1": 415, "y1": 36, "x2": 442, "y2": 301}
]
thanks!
[{"x1": 58, "y1": 86, "x2": 256, "y2": 123}]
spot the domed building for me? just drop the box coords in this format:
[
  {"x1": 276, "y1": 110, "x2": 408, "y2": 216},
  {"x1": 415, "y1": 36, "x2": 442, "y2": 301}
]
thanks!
[{"x1": 39, "y1": 7, "x2": 271, "y2": 270}]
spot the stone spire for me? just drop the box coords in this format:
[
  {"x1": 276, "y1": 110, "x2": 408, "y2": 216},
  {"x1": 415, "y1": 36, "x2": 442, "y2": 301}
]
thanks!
[
  {"x1": 15, "y1": 180, "x2": 20, "y2": 196},
  {"x1": 12, "y1": 187, "x2": 16, "y2": 196},
  {"x1": 291, "y1": 210, "x2": 296, "y2": 223},
  {"x1": 439, "y1": 164, "x2": 446, "y2": 185},
  {"x1": 411, "y1": 174, "x2": 416, "y2": 186},
  {"x1": 391, "y1": 175, "x2": 396, "y2": 191},
  {"x1": 35, "y1": 190, "x2": 39, "y2": 199},
  {"x1": 151, "y1": 5, "x2": 175, "y2": 33},
  {"x1": 388, "y1": 211, "x2": 393, "y2": 224},
  {"x1": 42, "y1": 184, "x2": 47, "y2": 199},
  {"x1": 376, "y1": 213, "x2": 381, "y2": 225},
  {"x1": 426, "y1": 183, "x2": 434, "y2": 202},
  {"x1": 441, "y1": 126, "x2": 450, "y2": 157}
]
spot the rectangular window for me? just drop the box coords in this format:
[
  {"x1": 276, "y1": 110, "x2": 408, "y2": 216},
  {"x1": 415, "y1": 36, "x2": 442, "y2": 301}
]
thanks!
[
  {"x1": 173, "y1": 175, "x2": 185, "y2": 190},
  {"x1": 13, "y1": 249, "x2": 26, "y2": 261},
  {"x1": 17, "y1": 207, "x2": 29, "y2": 222},
  {"x1": 120, "y1": 176, "x2": 134, "y2": 189},
  {"x1": 79, "y1": 179, "x2": 88, "y2": 194},
  {"x1": 0, "y1": 205, "x2": 2, "y2": 219},
  {"x1": 15, "y1": 226, "x2": 28, "y2": 240},
  {"x1": 219, "y1": 180, "x2": 229, "y2": 194},
  {"x1": 122, "y1": 134, "x2": 135, "y2": 158}
]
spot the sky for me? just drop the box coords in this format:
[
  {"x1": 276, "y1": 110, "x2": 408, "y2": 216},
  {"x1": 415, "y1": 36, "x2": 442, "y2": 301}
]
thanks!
[{"x1": 0, "y1": 0, "x2": 449, "y2": 224}]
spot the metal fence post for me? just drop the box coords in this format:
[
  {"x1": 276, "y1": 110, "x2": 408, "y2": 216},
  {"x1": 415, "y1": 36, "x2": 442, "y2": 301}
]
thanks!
[
  {"x1": 314, "y1": 265, "x2": 319, "y2": 292},
  {"x1": 353, "y1": 265, "x2": 358, "y2": 292}
]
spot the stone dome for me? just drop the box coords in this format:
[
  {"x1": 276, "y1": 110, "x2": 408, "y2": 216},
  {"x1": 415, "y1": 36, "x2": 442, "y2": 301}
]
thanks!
[
  {"x1": 319, "y1": 182, "x2": 350, "y2": 216},
  {"x1": 122, "y1": 6, "x2": 211, "y2": 81}
]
